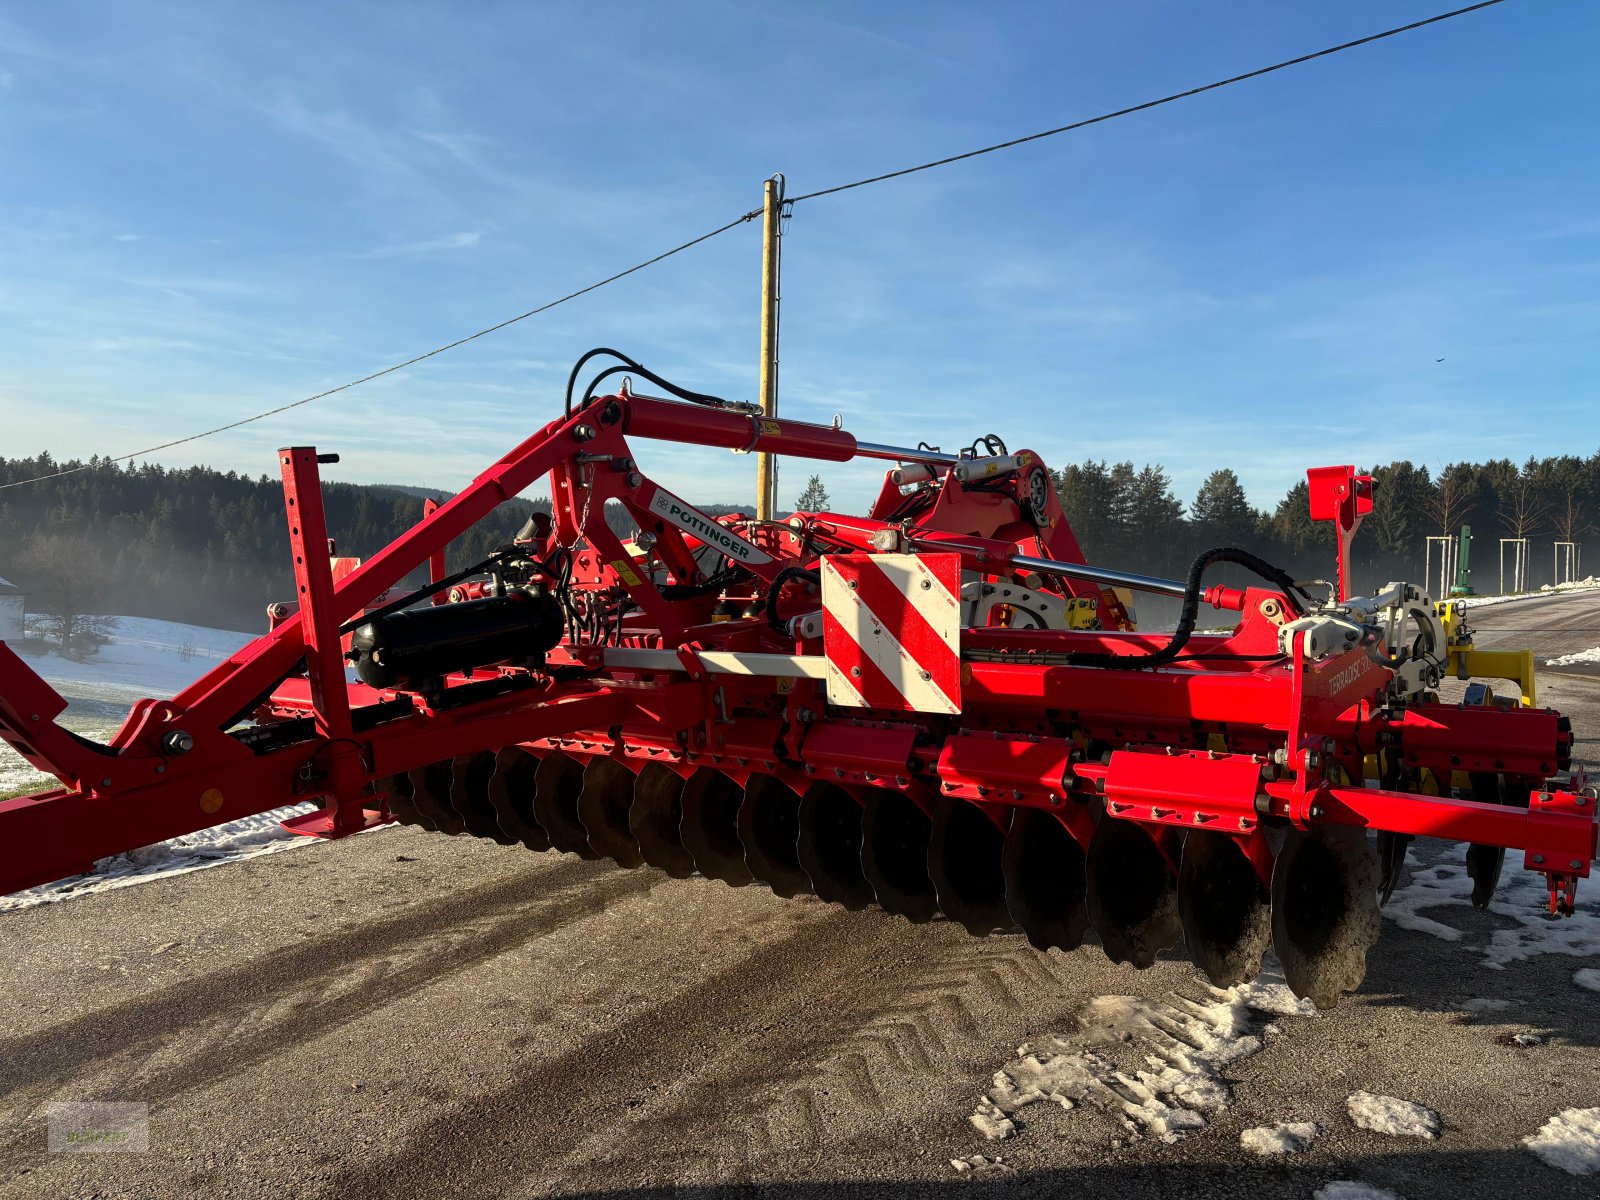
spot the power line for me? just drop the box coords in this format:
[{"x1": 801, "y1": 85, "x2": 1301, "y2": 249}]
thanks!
[
  {"x1": 3, "y1": 1, "x2": 1512, "y2": 490},
  {"x1": 787, "y1": 1, "x2": 1509, "y2": 204},
  {"x1": 0, "y1": 207, "x2": 762, "y2": 490}
]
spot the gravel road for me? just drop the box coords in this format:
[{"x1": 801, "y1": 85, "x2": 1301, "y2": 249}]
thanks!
[{"x1": 3, "y1": 594, "x2": 1598, "y2": 1199}]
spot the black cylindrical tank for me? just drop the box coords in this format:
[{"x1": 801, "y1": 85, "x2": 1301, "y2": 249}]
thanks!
[{"x1": 349, "y1": 590, "x2": 565, "y2": 690}]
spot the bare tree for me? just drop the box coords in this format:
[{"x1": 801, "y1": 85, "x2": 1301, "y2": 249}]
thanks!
[
  {"x1": 19, "y1": 532, "x2": 118, "y2": 656},
  {"x1": 1550, "y1": 479, "x2": 1591, "y2": 544},
  {"x1": 1422, "y1": 467, "x2": 1472, "y2": 535},
  {"x1": 1496, "y1": 472, "x2": 1548, "y2": 540}
]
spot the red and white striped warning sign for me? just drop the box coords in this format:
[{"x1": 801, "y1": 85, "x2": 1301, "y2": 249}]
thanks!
[{"x1": 820, "y1": 553, "x2": 962, "y2": 714}]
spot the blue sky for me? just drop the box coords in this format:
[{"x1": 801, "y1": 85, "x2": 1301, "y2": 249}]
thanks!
[{"x1": 2, "y1": 1, "x2": 1596, "y2": 515}]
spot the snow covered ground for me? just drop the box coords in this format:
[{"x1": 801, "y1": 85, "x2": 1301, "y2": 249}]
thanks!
[
  {"x1": 1384, "y1": 848, "x2": 1600, "y2": 993},
  {"x1": 1458, "y1": 575, "x2": 1600, "y2": 609},
  {"x1": 1546, "y1": 645, "x2": 1600, "y2": 668},
  {"x1": 15, "y1": 614, "x2": 253, "y2": 696},
  {"x1": 1524, "y1": 1107, "x2": 1600, "y2": 1177},
  {"x1": 1, "y1": 615, "x2": 327, "y2": 911}
]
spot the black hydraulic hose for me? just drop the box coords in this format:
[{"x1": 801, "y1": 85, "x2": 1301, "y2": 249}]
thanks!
[
  {"x1": 565, "y1": 347, "x2": 732, "y2": 416},
  {"x1": 1069, "y1": 546, "x2": 1302, "y2": 670},
  {"x1": 337, "y1": 550, "x2": 520, "y2": 636},
  {"x1": 565, "y1": 348, "x2": 630, "y2": 417},
  {"x1": 765, "y1": 566, "x2": 822, "y2": 636}
]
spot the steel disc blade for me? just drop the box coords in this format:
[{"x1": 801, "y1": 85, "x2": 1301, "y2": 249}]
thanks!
[
  {"x1": 629, "y1": 763, "x2": 695, "y2": 877},
  {"x1": 451, "y1": 752, "x2": 515, "y2": 843},
  {"x1": 796, "y1": 783, "x2": 875, "y2": 910},
  {"x1": 1465, "y1": 772, "x2": 1507, "y2": 909},
  {"x1": 926, "y1": 797, "x2": 1013, "y2": 935},
  {"x1": 381, "y1": 772, "x2": 431, "y2": 829},
  {"x1": 679, "y1": 769, "x2": 753, "y2": 886},
  {"x1": 1271, "y1": 824, "x2": 1381, "y2": 1009},
  {"x1": 578, "y1": 757, "x2": 644, "y2": 867},
  {"x1": 859, "y1": 789, "x2": 939, "y2": 923},
  {"x1": 531, "y1": 752, "x2": 600, "y2": 858},
  {"x1": 1086, "y1": 819, "x2": 1182, "y2": 968},
  {"x1": 408, "y1": 759, "x2": 465, "y2": 835},
  {"x1": 1003, "y1": 807, "x2": 1089, "y2": 953},
  {"x1": 737, "y1": 775, "x2": 812, "y2": 897},
  {"x1": 487, "y1": 746, "x2": 552, "y2": 851},
  {"x1": 1178, "y1": 829, "x2": 1271, "y2": 987}
]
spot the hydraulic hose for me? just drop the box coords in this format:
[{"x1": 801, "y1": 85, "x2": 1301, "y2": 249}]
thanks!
[
  {"x1": 566, "y1": 348, "x2": 732, "y2": 417},
  {"x1": 1069, "y1": 546, "x2": 1302, "y2": 670},
  {"x1": 766, "y1": 566, "x2": 822, "y2": 636}
]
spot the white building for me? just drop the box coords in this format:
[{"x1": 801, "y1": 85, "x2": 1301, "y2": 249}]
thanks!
[{"x1": 0, "y1": 576, "x2": 23, "y2": 641}]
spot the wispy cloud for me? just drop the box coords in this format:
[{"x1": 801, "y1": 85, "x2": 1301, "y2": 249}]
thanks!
[{"x1": 355, "y1": 231, "x2": 482, "y2": 259}]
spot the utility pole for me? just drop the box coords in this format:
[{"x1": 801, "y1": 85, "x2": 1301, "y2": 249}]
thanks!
[{"x1": 756, "y1": 174, "x2": 784, "y2": 520}]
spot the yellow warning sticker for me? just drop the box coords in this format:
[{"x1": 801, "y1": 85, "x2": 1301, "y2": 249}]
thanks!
[
  {"x1": 610, "y1": 559, "x2": 643, "y2": 586},
  {"x1": 759, "y1": 419, "x2": 782, "y2": 436}
]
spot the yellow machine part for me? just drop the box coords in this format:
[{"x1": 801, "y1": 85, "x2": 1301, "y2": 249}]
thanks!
[{"x1": 1435, "y1": 600, "x2": 1536, "y2": 707}]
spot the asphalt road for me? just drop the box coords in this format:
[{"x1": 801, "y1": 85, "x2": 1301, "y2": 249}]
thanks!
[{"x1": 3, "y1": 593, "x2": 1598, "y2": 1200}]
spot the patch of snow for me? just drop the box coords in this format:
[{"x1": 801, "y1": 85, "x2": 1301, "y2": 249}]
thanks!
[
  {"x1": 1546, "y1": 646, "x2": 1600, "y2": 668},
  {"x1": 1313, "y1": 1184, "x2": 1403, "y2": 1200},
  {"x1": 1384, "y1": 853, "x2": 1600, "y2": 969},
  {"x1": 1511, "y1": 1032, "x2": 1544, "y2": 1047},
  {"x1": 1240, "y1": 1121, "x2": 1318, "y2": 1156},
  {"x1": 1575, "y1": 968, "x2": 1600, "y2": 993},
  {"x1": 965, "y1": 966, "x2": 1315, "y2": 1149},
  {"x1": 1524, "y1": 1107, "x2": 1600, "y2": 1176},
  {"x1": 0, "y1": 804, "x2": 320, "y2": 912},
  {"x1": 1346, "y1": 1091, "x2": 1441, "y2": 1139},
  {"x1": 949, "y1": 1154, "x2": 1010, "y2": 1174}
]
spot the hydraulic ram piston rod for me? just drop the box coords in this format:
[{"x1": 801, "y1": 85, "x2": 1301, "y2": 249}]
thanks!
[
  {"x1": 999, "y1": 552, "x2": 1188, "y2": 599},
  {"x1": 852, "y1": 440, "x2": 962, "y2": 467}
]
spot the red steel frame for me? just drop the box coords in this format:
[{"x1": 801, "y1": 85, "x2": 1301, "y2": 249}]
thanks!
[{"x1": 0, "y1": 393, "x2": 1593, "y2": 906}]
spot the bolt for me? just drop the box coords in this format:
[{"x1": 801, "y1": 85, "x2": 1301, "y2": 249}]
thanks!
[
  {"x1": 1309, "y1": 805, "x2": 1325, "y2": 819},
  {"x1": 573, "y1": 424, "x2": 596, "y2": 442},
  {"x1": 1572, "y1": 860, "x2": 1584, "y2": 870},
  {"x1": 162, "y1": 730, "x2": 194, "y2": 756},
  {"x1": 1533, "y1": 854, "x2": 1545, "y2": 864},
  {"x1": 920, "y1": 579, "x2": 932, "y2": 590},
  {"x1": 848, "y1": 579, "x2": 857, "y2": 590},
  {"x1": 1239, "y1": 817, "x2": 1252, "y2": 830},
  {"x1": 919, "y1": 670, "x2": 932, "y2": 681},
  {"x1": 1012, "y1": 790, "x2": 1024, "y2": 801},
  {"x1": 850, "y1": 666, "x2": 862, "y2": 678}
]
